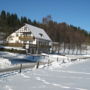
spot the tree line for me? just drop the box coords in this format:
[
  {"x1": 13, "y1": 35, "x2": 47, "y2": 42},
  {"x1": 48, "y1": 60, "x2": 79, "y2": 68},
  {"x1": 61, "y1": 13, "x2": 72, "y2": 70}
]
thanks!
[
  {"x1": 39, "y1": 16, "x2": 90, "y2": 54},
  {"x1": 0, "y1": 10, "x2": 90, "y2": 54}
]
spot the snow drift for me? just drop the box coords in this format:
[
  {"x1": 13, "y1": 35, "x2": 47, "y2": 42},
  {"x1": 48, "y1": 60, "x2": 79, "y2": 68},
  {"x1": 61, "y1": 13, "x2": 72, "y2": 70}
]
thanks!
[{"x1": 0, "y1": 58, "x2": 11, "y2": 68}]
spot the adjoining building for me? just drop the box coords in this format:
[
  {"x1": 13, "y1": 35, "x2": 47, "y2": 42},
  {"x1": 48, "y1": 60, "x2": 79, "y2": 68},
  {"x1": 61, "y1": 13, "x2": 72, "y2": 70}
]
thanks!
[
  {"x1": 0, "y1": 32, "x2": 6, "y2": 44},
  {"x1": 51, "y1": 42, "x2": 60, "y2": 53},
  {"x1": 6, "y1": 24, "x2": 52, "y2": 54}
]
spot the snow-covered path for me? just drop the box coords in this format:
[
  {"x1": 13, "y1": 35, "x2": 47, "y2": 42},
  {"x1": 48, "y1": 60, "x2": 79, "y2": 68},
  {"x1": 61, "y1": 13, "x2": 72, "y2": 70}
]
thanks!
[{"x1": 0, "y1": 58, "x2": 90, "y2": 90}]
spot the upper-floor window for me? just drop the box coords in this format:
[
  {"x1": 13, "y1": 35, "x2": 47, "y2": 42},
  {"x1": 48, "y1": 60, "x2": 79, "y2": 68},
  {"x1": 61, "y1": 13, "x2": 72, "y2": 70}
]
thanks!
[
  {"x1": 16, "y1": 33, "x2": 18, "y2": 37},
  {"x1": 24, "y1": 26, "x2": 27, "y2": 31}
]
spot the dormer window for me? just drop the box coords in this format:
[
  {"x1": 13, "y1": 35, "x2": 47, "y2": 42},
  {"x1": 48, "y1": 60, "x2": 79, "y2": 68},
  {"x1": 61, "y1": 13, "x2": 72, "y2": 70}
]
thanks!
[{"x1": 39, "y1": 33, "x2": 43, "y2": 37}]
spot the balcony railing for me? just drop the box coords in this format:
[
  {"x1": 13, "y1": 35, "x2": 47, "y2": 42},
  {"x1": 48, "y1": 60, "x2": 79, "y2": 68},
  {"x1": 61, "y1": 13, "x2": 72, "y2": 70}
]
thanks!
[{"x1": 19, "y1": 36, "x2": 34, "y2": 41}]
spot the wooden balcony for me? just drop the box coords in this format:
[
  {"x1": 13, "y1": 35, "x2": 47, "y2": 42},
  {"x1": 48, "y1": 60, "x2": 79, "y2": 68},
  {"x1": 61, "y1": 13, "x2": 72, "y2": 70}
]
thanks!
[{"x1": 19, "y1": 36, "x2": 34, "y2": 41}]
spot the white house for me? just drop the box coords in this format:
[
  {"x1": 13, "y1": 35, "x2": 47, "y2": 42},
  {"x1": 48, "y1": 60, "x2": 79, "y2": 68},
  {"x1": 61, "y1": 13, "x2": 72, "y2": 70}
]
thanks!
[{"x1": 6, "y1": 24, "x2": 52, "y2": 54}]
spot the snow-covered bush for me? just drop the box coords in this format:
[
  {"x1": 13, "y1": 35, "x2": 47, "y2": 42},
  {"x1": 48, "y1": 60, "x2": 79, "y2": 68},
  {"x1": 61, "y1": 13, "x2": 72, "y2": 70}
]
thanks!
[{"x1": 0, "y1": 58, "x2": 11, "y2": 68}]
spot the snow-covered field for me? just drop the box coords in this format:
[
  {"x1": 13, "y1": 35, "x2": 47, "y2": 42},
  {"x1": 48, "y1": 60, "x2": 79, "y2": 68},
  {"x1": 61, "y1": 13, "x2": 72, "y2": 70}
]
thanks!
[
  {"x1": 0, "y1": 46, "x2": 90, "y2": 90},
  {"x1": 0, "y1": 51, "x2": 89, "y2": 69},
  {"x1": 0, "y1": 58, "x2": 90, "y2": 90}
]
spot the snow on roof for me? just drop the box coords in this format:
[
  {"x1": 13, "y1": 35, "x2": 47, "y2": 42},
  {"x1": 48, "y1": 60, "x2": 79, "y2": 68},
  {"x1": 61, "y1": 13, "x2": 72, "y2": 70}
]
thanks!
[
  {"x1": 26, "y1": 24, "x2": 51, "y2": 41},
  {"x1": 17, "y1": 24, "x2": 51, "y2": 41}
]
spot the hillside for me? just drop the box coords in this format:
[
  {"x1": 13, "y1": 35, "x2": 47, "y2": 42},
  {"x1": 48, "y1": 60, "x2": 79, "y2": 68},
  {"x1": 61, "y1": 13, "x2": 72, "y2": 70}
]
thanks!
[{"x1": 0, "y1": 10, "x2": 90, "y2": 45}]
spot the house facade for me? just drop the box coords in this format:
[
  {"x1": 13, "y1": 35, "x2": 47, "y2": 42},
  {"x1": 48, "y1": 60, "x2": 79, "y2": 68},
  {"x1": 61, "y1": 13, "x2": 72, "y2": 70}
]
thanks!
[{"x1": 6, "y1": 24, "x2": 52, "y2": 54}]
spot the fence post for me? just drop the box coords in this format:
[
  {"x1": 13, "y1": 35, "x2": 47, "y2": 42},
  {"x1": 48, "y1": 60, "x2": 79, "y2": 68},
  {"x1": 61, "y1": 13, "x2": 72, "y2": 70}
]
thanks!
[
  {"x1": 36, "y1": 61, "x2": 39, "y2": 69},
  {"x1": 19, "y1": 64, "x2": 22, "y2": 73},
  {"x1": 63, "y1": 59, "x2": 65, "y2": 63},
  {"x1": 57, "y1": 57, "x2": 58, "y2": 62},
  {"x1": 33, "y1": 56, "x2": 34, "y2": 60},
  {"x1": 48, "y1": 59, "x2": 50, "y2": 66}
]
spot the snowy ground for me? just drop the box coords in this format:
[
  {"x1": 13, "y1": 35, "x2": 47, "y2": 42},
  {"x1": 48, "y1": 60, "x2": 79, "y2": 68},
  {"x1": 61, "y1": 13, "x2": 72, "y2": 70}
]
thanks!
[
  {"x1": 0, "y1": 45, "x2": 25, "y2": 51},
  {"x1": 0, "y1": 46, "x2": 90, "y2": 90},
  {"x1": 0, "y1": 51, "x2": 90, "y2": 69},
  {"x1": 0, "y1": 51, "x2": 44, "y2": 67},
  {"x1": 0, "y1": 58, "x2": 11, "y2": 68},
  {"x1": 0, "y1": 58, "x2": 90, "y2": 90}
]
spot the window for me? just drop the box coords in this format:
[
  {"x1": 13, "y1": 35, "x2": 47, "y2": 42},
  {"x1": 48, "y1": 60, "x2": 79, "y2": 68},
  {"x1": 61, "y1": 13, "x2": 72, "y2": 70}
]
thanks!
[
  {"x1": 24, "y1": 26, "x2": 27, "y2": 31},
  {"x1": 16, "y1": 41, "x2": 19, "y2": 43},
  {"x1": 27, "y1": 32, "x2": 32, "y2": 36},
  {"x1": 29, "y1": 31, "x2": 32, "y2": 35},
  {"x1": 39, "y1": 33, "x2": 43, "y2": 37},
  {"x1": 9, "y1": 36, "x2": 13, "y2": 40},
  {"x1": 16, "y1": 33, "x2": 18, "y2": 37}
]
